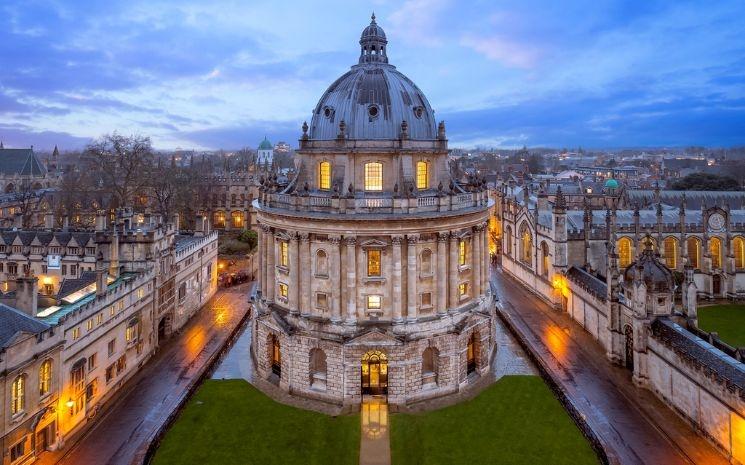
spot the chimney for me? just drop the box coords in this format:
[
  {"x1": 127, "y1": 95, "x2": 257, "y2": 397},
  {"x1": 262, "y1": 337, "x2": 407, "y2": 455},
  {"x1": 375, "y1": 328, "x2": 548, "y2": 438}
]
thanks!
[
  {"x1": 13, "y1": 213, "x2": 22, "y2": 229},
  {"x1": 15, "y1": 274, "x2": 38, "y2": 317},
  {"x1": 44, "y1": 212, "x2": 54, "y2": 230},
  {"x1": 96, "y1": 251, "x2": 107, "y2": 297},
  {"x1": 171, "y1": 213, "x2": 180, "y2": 232},
  {"x1": 108, "y1": 232, "x2": 120, "y2": 279},
  {"x1": 194, "y1": 215, "x2": 205, "y2": 237},
  {"x1": 62, "y1": 215, "x2": 69, "y2": 231},
  {"x1": 95, "y1": 210, "x2": 107, "y2": 232}
]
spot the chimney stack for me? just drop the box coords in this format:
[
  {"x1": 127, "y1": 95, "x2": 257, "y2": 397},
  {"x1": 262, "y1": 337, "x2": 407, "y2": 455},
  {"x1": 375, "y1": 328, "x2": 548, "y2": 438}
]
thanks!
[
  {"x1": 44, "y1": 212, "x2": 54, "y2": 230},
  {"x1": 171, "y1": 213, "x2": 180, "y2": 232},
  {"x1": 195, "y1": 215, "x2": 205, "y2": 237},
  {"x1": 96, "y1": 251, "x2": 107, "y2": 297},
  {"x1": 109, "y1": 232, "x2": 120, "y2": 279},
  {"x1": 15, "y1": 274, "x2": 38, "y2": 317},
  {"x1": 95, "y1": 210, "x2": 107, "y2": 232}
]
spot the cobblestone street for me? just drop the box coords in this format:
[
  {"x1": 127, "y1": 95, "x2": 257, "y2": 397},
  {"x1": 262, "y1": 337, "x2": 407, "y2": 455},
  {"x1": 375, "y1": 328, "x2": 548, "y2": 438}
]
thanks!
[{"x1": 36, "y1": 284, "x2": 251, "y2": 465}]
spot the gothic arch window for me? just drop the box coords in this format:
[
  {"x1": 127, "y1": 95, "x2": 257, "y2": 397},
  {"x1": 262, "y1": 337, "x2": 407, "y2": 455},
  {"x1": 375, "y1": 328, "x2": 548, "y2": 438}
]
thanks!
[
  {"x1": 618, "y1": 237, "x2": 633, "y2": 268},
  {"x1": 734, "y1": 237, "x2": 745, "y2": 269},
  {"x1": 11, "y1": 374, "x2": 25, "y2": 415},
  {"x1": 687, "y1": 237, "x2": 701, "y2": 269},
  {"x1": 416, "y1": 161, "x2": 429, "y2": 190},
  {"x1": 318, "y1": 161, "x2": 331, "y2": 190},
  {"x1": 309, "y1": 348, "x2": 327, "y2": 390},
  {"x1": 519, "y1": 223, "x2": 532, "y2": 265},
  {"x1": 315, "y1": 249, "x2": 328, "y2": 277},
  {"x1": 231, "y1": 211, "x2": 243, "y2": 228},
  {"x1": 39, "y1": 359, "x2": 52, "y2": 397},
  {"x1": 364, "y1": 162, "x2": 383, "y2": 191},
  {"x1": 540, "y1": 242, "x2": 550, "y2": 277},
  {"x1": 421, "y1": 347, "x2": 439, "y2": 386},
  {"x1": 710, "y1": 237, "x2": 723, "y2": 269},
  {"x1": 663, "y1": 237, "x2": 678, "y2": 269},
  {"x1": 420, "y1": 249, "x2": 432, "y2": 275}
]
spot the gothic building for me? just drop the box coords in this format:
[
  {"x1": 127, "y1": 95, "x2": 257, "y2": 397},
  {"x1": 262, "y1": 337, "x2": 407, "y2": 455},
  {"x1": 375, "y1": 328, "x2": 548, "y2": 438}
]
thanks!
[{"x1": 253, "y1": 16, "x2": 495, "y2": 407}]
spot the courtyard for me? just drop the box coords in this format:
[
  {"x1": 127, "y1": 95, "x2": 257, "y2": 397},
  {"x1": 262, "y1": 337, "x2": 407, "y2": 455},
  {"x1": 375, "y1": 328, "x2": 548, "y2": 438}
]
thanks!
[
  {"x1": 390, "y1": 375, "x2": 598, "y2": 465},
  {"x1": 697, "y1": 304, "x2": 745, "y2": 347}
]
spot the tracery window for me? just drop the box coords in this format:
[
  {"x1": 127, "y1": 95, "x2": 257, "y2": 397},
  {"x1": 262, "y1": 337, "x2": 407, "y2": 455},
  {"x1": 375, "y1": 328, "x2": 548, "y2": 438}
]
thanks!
[
  {"x1": 416, "y1": 161, "x2": 428, "y2": 190},
  {"x1": 519, "y1": 225, "x2": 532, "y2": 264},
  {"x1": 734, "y1": 237, "x2": 745, "y2": 269},
  {"x1": 364, "y1": 162, "x2": 383, "y2": 191},
  {"x1": 11, "y1": 375, "x2": 24, "y2": 415},
  {"x1": 618, "y1": 237, "x2": 632, "y2": 268},
  {"x1": 367, "y1": 250, "x2": 381, "y2": 277},
  {"x1": 319, "y1": 161, "x2": 331, "y2": 190},
  {"x1": 710, "y1": 237, "x2": 722, "y2": 269},
  {"x1": 663, "y1": 237, "x2": 678, "y2": 269},
  {"x1": 687, "y1": 237, "x2": 701, "y2": 269},
  {"x1": 39, "y1": 360, "x2": 52, "y2": 397}
]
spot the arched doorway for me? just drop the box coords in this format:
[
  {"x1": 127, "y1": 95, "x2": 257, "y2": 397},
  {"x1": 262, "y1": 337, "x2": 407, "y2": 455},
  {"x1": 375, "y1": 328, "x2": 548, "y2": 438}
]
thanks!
[
  {"x1": 361, "y1": 351, "x2": 388, "y2": 395},
  {"x1": 624, "y1": 325, "x2": 634, "y2": 370},
  {"x1": 712, "y1": 274, "x2": 721, "y2": 296},
  {"x1": 270, "y1": 335, "x2": 281, "y2": 377},
  {"x1": 467, "y1": 333, "x2": 478, "y2": 375}
]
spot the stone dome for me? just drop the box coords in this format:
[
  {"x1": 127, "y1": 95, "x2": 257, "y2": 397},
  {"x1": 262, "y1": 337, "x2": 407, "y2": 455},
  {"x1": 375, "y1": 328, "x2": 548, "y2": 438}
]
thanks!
[
  {"x1": 623, "y1": 246, "x2": 674, "y2": 292},
  {"x1": 258, "y1": 137, "x2": 272, "y2": 150},
  {"x1": 308, "y1": 15, "x2": 437, "y2": 141}
]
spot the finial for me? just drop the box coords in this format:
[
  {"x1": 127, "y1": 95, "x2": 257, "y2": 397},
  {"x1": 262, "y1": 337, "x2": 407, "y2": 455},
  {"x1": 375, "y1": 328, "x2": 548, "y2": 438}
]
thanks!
[{"x1": 371, "y1": 12, "x2": 376, "y2": 22}]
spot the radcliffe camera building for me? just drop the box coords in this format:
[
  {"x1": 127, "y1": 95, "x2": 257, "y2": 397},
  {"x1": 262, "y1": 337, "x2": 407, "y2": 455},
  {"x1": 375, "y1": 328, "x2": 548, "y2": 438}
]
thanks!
[{"x1": 253, "y1": 16, "x2": 495, "y2": 406}]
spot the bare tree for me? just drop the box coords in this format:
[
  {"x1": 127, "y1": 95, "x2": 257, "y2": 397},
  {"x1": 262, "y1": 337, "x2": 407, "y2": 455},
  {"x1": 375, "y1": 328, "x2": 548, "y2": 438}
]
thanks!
[{"x1": 85, "y1": 133, "x2": 154, "y2": 207}]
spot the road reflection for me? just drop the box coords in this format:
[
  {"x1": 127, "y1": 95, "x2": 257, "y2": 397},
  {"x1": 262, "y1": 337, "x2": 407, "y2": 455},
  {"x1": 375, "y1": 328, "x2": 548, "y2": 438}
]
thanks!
[
  {"x1": 361, "y1": 397, "x2": 388, "y2": 440},
  {"x1": 544, "y1": 323, "x2": 568, "y2": 363}
]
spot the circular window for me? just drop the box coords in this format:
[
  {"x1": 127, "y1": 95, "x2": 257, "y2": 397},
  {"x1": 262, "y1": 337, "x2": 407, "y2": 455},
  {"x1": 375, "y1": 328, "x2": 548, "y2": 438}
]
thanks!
[
  {"x1": 368, "y1": 105, "x2": 379, "y2": 118},
  {"x1": 323, "y1": 106, "x2": 334, "y2": 118},
  {"x1": 413, "y1": 106, "x2": 424, "y2": 119}
]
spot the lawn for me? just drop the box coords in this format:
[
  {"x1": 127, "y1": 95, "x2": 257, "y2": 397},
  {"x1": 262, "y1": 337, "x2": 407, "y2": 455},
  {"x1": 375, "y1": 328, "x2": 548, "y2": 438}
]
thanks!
[
  {"x1": 152, "y1": 379, "x2": 359, "y2": 465},
  {"x1": 697, "y1": 304, "x2": 745, "y2": 347},
  {"x1": 390, "y1": 375, "x2": 599, "y2": 465}
]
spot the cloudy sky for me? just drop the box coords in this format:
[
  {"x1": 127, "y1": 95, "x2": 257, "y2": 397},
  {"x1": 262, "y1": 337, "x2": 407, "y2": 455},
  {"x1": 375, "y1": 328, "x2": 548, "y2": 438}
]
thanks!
[{"x1": 1, "y1": 0, "x2": 744, "y2": 151}]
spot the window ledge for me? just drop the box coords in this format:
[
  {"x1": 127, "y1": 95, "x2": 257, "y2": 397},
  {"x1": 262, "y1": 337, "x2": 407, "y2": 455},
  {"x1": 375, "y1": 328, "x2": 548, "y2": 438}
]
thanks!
[
  {"x1": 363, "y1": 277, "x2": 386, "y2": 284},
  {"x1": 314, "y1": 273, "x2": 329, "y2": 279},
  {"x1": 419, "y1": 272, "x2": 434, "y2": 279},
  {"x1": 276, "y1": 266, "x2": 289, "y2": 275},
  {"x1": 458, "y1": 265, "x2": 471, "y2": 272}
]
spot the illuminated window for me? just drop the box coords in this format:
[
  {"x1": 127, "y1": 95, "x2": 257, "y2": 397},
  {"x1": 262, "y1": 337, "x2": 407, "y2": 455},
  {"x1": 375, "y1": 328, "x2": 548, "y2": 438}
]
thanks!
[
  {"x1": 735, "y1": 237, "x2": 745, "y2": 269},
  {"x1": 231, "y1": 211, "x2": 243, "y2": 228},
  {"x1": 319, "y1": 161, "x2": 331, "y2": 190},
  {"x1": 687, "y1": 237, "x2": 701, "y2": 269},
  {"x1": 125, "y1": 324, "x2": 137, "y2": 342},
  {"x1": 279, "y1": 241, "x2": 289, "y2": 267},
  {"x1": 278, "y1": 283, "x2": 288, "y2": 299},
  {"x1": 367, "y1": 250, "x2": 381, "y2": 277},
  {"x1": 367, "y1": 295, "x2": 382, "y2": 309},
  {"x1": 459, "y1": 240, "x2": 467, "y2": 266},
  {"x1": 710, "y1": 237, "x2": 722, "y2": 269},
  {"x1": 663, "y1": 237, "x2": 678, "y2": 269},
  {"x1": 364, "y1": 162, "x2": 383, "y2": 191},
  {"x1": 11, "y1": 375, "x2": 24, "y2": 415},
  {"x1": 618, "y1": 237, "x2": 632, "y2": 268},
  {"x1": 459, "y1": 282, "x2": 469, "y2": 297},
  {"x1": 72, "y1": 327, "x2": 80, "y2": 340},
  {"x1": 39, "y1": 360, "x2": 52, "y2": 396},
  {"x1": 416, "y1": 161, "x2": 428, "y2": 189},
  {"x1": 213, "y1": 211, "x2": 226, "y2": 229},
  {"x1": 520, "y1": 227, "x2": 532, "y2": 264},
  {"x1": 87, "y1": 319, "x2": 93, "y2": 331}
]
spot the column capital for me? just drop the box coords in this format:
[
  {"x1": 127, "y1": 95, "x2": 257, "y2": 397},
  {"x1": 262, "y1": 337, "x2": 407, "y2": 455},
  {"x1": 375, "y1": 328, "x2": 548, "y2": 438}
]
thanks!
[
  {"x1": 344, "y1": 236, "x2": 356, "y2": 246},
  {"x1": 329, "y1": 235, "x2": 341, "y2": 245},
  {"x1": 437, "y1": 232, "x2": 449, "y2": 242},
  {"x1": 299, "y1": 233, "x2": 310, "y2": 242},
  {"x1": 473, "y1": 224, "x2": 485, "y2": 232},
  {"x1": 391, "y1": 235, "x2": 404, "y2": 245},
  {"x1": 407, "y1": 234, "x2": 419, "y2": 245}
]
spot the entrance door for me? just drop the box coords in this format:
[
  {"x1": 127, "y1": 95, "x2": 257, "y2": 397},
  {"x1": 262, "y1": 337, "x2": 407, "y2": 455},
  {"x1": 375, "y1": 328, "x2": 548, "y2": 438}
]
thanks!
[
  {"x1": 361, "y1": 351, "x2": 388, "y2": 395},
  {"x1": 467, "y1": 333, "x2": 477, "y2": 374},
  {"x1": 712, "y1": 275, "x2": 721, "y2": 296}
]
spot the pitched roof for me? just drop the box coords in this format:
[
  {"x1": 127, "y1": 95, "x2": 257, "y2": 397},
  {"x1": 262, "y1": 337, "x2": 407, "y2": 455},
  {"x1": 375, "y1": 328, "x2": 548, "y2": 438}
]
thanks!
[
  {"x1": 0, "y1": 303, "x2": 50, "y2": 348},
  {"x1": 0, "y1": 148, "x2": 47, "y2": 176},
  {"x1": 57, "y1": 271, "x2": 97, "y2": 300}
]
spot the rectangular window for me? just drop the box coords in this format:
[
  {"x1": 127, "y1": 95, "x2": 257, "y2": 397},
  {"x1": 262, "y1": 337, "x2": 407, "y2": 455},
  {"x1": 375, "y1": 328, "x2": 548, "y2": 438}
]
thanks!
[
  {"x1": 108, "y1": 339, "x2": 116, "y2": 357},
  {"x1": 367, "y1": 250, "x2": 381, "y2": 277},
  {"x1": 278, "y1": 283, "x2": 288, "y2": 300},
  {"x1": 109, "y1": 306, "x2": 115, "y2": 317},
  {"x1": 72, "y1": 327, "x2": 80, "y2": 340},
  {"x1": 416, "y1": 161, "x2": 428, "y2": 189},
  {"x1": 459, "y1": 240, "x2": 467, "y2": 266},
  {"x1": 10, "y1": 440, "x2": 25, "y2": 462},
  {"x1": 316, "y1": 293, "x2": 328, "y2": 309},
  {"x1": 279, "y1": 241, "x2": 289, "y2": 267},
  {"x1": 137, "y1": 288, "x2": 145, "y2": 299},
  {"x1": 71, "y1": 365, "x2": 85, "y2": 392},
  {"x1": 97, "y1": 313, "x2": 103, "y2": 324},
  {"x1": 319, "y1": 161, "x2": 331, "y2": 190},
  {"x1": 125, "y1": 325, "x2": 137, "y2": 342},
  {"x1": 116, "y1": 355, "x2": 126, "y2": 373},
  {"x1": 367, "y1": 295, "x2": 382, "y2": 310},
  {"x1": 459, "y1": 282, "x2": 469, "y2": 297},
  {"x1": 85, "y1": 378, "x2": 98, "y2": 402},
  {"x1": 61, "y1": 264, "x2": 67, "y2": 276},
  {"x1": 421, "y1": 292, "x2": 432, "y2": 307},
  {"x1": 364, "y1": 162, "x2": 383, "y2": 191},
  {"x1": 105, "y1": 364, "x2": 115, "y2": 383},
  {"x1": 88, "y1": 353, "x2": 97, "y2": 371},
  {"x1": 87, "y1": 319, "x2": 93, "y2": 331}
]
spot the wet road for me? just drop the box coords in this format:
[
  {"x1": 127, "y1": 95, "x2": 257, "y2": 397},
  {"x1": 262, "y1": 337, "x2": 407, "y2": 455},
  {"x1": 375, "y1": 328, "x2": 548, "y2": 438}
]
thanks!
[
  {"x1": 493, "y1": 269, "x2": 728, "y2": 465},
  {"x1": 38, "y1": 284, "x2": 251, "y2": 465}
]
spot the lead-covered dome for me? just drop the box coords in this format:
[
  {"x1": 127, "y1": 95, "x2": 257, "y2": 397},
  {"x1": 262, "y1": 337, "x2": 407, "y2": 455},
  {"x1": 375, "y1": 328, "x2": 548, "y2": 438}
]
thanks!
[{"x1": 308, "y1": 15, "x2": 437, "y2": 141}]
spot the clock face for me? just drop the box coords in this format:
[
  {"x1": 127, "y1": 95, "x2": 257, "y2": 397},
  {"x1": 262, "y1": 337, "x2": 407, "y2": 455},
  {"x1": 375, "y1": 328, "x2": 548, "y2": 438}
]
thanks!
[{"x1": 708, "y1": 213, "x2": 725, "y2": 231}]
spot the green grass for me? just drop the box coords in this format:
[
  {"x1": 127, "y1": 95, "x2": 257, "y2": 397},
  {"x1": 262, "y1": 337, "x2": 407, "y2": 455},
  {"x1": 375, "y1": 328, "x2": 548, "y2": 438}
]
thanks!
[
  {"x1": 698, "y1": 304, "x2": 745, "y2": 347},
  {"x1": 152, "y1": 379, "x2": 359, "y2": 465},
  {"x1": 390, "y1": 376, "x2": 599, "y2": 465}
]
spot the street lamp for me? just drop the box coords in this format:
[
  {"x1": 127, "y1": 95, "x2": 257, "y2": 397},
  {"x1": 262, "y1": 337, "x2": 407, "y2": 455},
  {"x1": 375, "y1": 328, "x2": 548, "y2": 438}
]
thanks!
[{"x1": 65, "y1": 398, "x2": 74, "y2": 415}]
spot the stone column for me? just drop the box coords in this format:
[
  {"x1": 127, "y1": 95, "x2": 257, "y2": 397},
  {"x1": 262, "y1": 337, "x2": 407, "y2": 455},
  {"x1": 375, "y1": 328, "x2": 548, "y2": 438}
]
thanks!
[
  {"x1": 258, "y1": 224, "x2": 265, "y2": 298},
  {"x1": 300, "y1": 233, "x2": 311, "y2": 316},
  {"x1": 406, "y1": 235, "x2": 418, "y2": 321},
  {"x1": 449, "y1": 232, "x2": 459, "y2": 309},
  {"x1": 482, "y1": 224, "x2": 489, "y2": 294},
  {"x1": 266, "y1": 230, "x2": 276, "y2": 303},
  {"x1": 330, "y1": 236, "x2": 341, "y2": 322},
  {"x1": 289, "y1": 233, "x2": 299, "y2": 314},
  {"x1": 437, "y1": 233, "x2": 448, "y2": 314},
  {"x1": 472, "y1": 227, "x2": 482, "y2": 298},
  {"x1": 345, "y1": 237, "x2": 357, "y2": 324},
  {"x1": 392, "y1": 236, "x2": 404, "y2": 322}
]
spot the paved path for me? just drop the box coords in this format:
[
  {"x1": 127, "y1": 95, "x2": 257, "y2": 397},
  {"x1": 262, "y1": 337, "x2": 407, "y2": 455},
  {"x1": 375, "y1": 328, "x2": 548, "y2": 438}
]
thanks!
[
  {"x1": 493, "y1": 269, "x2": 728, "y2": 465},
  {"x1": 37, "y1": 284, "x2": 251, "y2": 465},
  {"x1": 359, "y1": 397, "x2": 391, "y2": 465}
]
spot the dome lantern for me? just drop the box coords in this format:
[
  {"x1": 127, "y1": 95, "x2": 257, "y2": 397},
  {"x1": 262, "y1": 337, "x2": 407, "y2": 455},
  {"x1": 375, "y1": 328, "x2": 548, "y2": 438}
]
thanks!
[{"x1": 359, "y1": 13, "x2": 388, "y2": 64}]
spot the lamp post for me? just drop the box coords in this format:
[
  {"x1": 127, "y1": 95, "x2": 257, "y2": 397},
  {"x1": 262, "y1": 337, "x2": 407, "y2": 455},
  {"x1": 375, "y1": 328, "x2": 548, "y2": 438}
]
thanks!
[{"x1": 65, "y1": 398, "x2": 74, "y2": 415}]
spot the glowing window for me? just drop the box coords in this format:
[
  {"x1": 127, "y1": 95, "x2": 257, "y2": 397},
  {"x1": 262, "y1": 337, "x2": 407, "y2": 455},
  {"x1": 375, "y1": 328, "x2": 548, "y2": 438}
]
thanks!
[
  {"x1": 459, "y1": 282, "x2": 468, "y2": 296},
  {"x1": 367, "y1": 295, "x2": 382, "y2": 309},
  {"x1": 663, "y1": 237, "x2": 678, "y2": 269},
  {"x1": 11, "y1": 375, "x2": 24, "y2": 415},
  {"x1": 459, "y1": 240, "x2": 467, "y2": 266},
  {"x1": 231, "y1": 211, "x2": 243, "y2": 228},
  {"x1": 416, "y1": 161, "x2": 428, "y2": 189},
  {"x1": 618, "y1": 237, "x2": 632, "y2": 268},
  {"x1": 319, "y1": 161, "x2": 331, "y2": 190},
  {"x1": 39, "y1": 361, "x2": 51, "y2": 396},
  {"x1": 710, "y1": 237, "x2": 722, "y2": 269},
  {"x1": 367, "y1": 250, "x2": 381, "y2": 277},
  {"x1": 279, "y1": 241, "x2": 289, "y2": 267},
  {"x1": 520, "y1": 227, "x2": 532, "y2": 264},
  {"x1": 687, "y1": 237, "x2": 700, "y2": 269},
  {"x1": 735, "y1": 237, "x2": 745, "y2": 269},
  {"x1": 364, "y1": 162, "x2": 383, "y2": 191},
  {"x1": 279, "y1": 283, "x2": 288, "y2": 299}
]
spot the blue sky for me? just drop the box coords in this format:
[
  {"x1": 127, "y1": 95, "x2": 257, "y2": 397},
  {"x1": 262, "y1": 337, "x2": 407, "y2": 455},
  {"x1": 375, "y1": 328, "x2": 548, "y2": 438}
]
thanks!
[{"x1": 1, "y1": 0, "x2": 744, "y2": 151}]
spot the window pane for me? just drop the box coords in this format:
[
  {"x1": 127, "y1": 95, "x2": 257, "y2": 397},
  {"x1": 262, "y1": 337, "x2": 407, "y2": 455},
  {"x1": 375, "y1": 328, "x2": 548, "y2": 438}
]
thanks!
[
  {"x1": 367, "y1": 250, "x2": 381, "y2": 276},
  {"x1": 319, "y1": 162, "x2": 331, "y2": 190},
  {"x1": 364, "y1": 163, "x2": 383, "y2": 191},
  {"x1": 416, "y1": 161, "x2": 428, "y2": 189}
]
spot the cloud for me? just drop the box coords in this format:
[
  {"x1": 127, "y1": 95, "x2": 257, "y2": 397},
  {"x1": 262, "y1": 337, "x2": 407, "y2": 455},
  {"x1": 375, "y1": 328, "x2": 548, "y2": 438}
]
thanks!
[
  {"x1": 387, "y1": 0, "x2": 449, "y2": 47},
  {"x1": 460, "y1": 34, "x2": 541, "y2": 69}
]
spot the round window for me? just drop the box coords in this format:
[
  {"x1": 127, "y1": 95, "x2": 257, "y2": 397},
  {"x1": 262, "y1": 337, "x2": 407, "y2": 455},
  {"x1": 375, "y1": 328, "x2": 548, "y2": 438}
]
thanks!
[
  {"x1": 414, "y1": 106, "x2": 424, "y2": 119},
  {"x1": 323, "y1": 106, "x2": 334, "y2": 118},
  {"x1": 368, "y1": 105, "x2": 379, "y2": 118}
]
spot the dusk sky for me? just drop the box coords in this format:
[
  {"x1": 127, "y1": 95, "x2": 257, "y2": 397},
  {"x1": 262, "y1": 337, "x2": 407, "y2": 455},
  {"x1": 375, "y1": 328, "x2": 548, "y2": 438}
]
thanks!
[{"x1": 1, "y1": 0, "x2": 744, "y2": 151}]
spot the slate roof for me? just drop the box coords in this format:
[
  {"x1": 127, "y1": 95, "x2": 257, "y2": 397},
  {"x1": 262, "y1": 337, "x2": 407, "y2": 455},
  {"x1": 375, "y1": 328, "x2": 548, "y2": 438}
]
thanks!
[
  {"x1": 0, "y1": 230, "x2": 94, "y2": 247},
  {"x1": 57, "y1": 271, "x2": 97, "y2": 300},
  {"x1": 0, "y1": 303, "x2": 50, "y2": 348},
  {"x1": 628, "y1": 190, "x2": 745, "y2": 209},
  {"x1": 566, "y1": 266, "x2": 607, "y2": 302},
  {"x1": 0, "y1": 149, "x2": 47, "y2": 176}
]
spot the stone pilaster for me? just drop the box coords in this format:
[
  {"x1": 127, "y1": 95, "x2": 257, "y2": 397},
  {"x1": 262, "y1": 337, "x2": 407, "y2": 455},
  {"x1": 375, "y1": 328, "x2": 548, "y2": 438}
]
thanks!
[
  {"x1": 472, "y1": 226, "x2": 482, "y2": 298},
  {"x1": 266, "y1": 229, "x2": 276, "y2": 302},
  {"x1": 345, "y1": 237, "x2": 357, "y2": 324},
  {"x1": 289, "y1": 233, "x2": 300, "y2": 314},
  {"x1": 449, "y1": 232, "x2": 459, "y2": 309},
  {"x1": 392, "y1": 236, "x2": 404, "y2": 322},
  {"x1": 300, "y1": 233, "x2": 311, "y2": 316},
  {"x1": 406, "y1": 235, "x2": 418, "y2": 321},
  {"x1": 258, "y1": 224, "x2": 266, "y2": 298},
  {"x1": 482, "y1": 223, "x2": 489, "y2": 294},
  {"x1": 330, "y1": 236, "x2": 342, "y2": 322},
  {"x1": 437, "y1": 233, "x2": 448, "y2": 314}
]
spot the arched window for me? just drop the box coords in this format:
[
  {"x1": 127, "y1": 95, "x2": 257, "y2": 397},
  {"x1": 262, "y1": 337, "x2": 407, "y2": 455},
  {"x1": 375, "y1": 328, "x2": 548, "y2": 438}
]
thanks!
[
  {"x1": 11, "y1": 375, "x2": 25, "y2": 415},
  {"x1": 270, "y1": 335, "x2": 281, "y2": 377},
  {"x1": 309, "y1": 348, "x2": 327, "y2": 390},
  {"x1": 315, "y1": 249, "x2": 328, "y2": 276},
  {"x1": 420, "y1": 249, "x2": 432, "y2": 275},
  {"x1": 663, "y1": 237, "x2": 678, "y2": 269},
  {"x1": 687, "y1": 237, "x2": 701, "y2": 269},
  {"x1": 231, "y1": 211, "x2": 243, "y2": 228},
  {"x1": 618, "y1": 237, "x2": 633, "y2": 268},
  {"x1": 364, "y1": 162, "x2": 383, "y2": 191},
  {"x1": 540, "y1": 242, "x2": 550, "y2": 277},
  {"x1": 416, "y1": 161, "x2": 428, "y2": 190},
  {"x1": 213, "y1": 211, "x2": 226, "y2": 229},
  {"x1": 519, "y1": 224, "x2": 532, "y2": 264},
  {"x1": 467, "y1": 333, "x2": 479, "y2": 375},
  {"x1": 318, "y1": 161, "x2": 331, "y2": 190},
  {"x1": 710, "y1": 237, "x2": 722, "y2": 269},
  {"x1": 39, "y1": 360, "x2": 52, "y2": 396},
  {"x1": 734, "y1": 237, "x2": 745, "y2": 269},
  {"x1": 421, "y1": 347, "x2": 439, "y2": 386}
]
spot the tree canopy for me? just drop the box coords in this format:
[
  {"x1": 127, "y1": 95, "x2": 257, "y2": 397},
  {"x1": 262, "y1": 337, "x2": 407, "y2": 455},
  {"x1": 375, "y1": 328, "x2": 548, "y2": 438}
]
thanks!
[{"x1": 670, "y1": 172, "x2": 741, "y2": 191}]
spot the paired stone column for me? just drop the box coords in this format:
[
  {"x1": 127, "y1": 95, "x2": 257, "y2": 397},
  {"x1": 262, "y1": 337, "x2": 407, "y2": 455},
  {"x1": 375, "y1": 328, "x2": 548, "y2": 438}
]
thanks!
[
  {"x1": 258, "y1": 224, "x2": 265, "y2": 298},
  {"x1": 481, "y1": 224, "x2": 489, "y2": 294},
  {"x1": 289, "y1": 233, "x2": 299, "y2": 314},
  {"x1": 392, "y1": 236, "x2": 404, "y2": 322},
  {"x1": 330, "y1": 236, "x2": 342, "y2": 322},
  {"x1": 300, "y1": 233, "x2": 311, "y2": 316},
  {"x1": 345, "y1": 237, "x2": 357, "y2": 324},
  {"x1": 472, "y1": 227, "x2": 482, "y2": 298},
  {"x1": 406, "y1": 235, "x2": 418, "y2": 321},
  {"x1": 449, "y1": 232, "x2": 459, "y2": 309},
  {"x1": 266, "y1": 230, "x2": 276, "y2": 302},
  {"x1": 437, "y1": 233, "x2": 448, "y2": 314}
]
